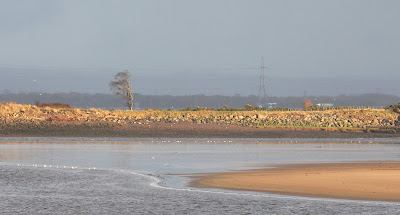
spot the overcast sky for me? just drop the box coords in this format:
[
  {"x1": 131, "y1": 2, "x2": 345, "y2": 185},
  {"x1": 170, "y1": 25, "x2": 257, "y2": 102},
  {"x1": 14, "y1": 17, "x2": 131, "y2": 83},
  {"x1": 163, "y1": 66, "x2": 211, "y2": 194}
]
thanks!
[{"x1": 1, "y1": 0, "x2": 399, "y2": 96}]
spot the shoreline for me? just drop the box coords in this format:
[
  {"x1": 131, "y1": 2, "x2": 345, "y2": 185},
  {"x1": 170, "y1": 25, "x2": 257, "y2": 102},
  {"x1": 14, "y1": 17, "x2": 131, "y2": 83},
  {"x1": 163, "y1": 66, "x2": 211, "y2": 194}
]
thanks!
[
  {"x1": 189, "y1": 162, "x2": 400, "y2": 202},
  {"x1": 1, "y1": 121, "x2": 400, "y2": 138},
  {"x1": 1, "y1": 136, "x2": 400, "y2": 144}
]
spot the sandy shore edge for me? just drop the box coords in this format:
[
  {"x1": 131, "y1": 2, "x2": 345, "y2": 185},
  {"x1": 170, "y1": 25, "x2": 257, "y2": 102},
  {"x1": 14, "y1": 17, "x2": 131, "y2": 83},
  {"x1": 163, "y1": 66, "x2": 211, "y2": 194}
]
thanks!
[{"x1": 189, "y1": 162, "x2": 400, "y2": 202}]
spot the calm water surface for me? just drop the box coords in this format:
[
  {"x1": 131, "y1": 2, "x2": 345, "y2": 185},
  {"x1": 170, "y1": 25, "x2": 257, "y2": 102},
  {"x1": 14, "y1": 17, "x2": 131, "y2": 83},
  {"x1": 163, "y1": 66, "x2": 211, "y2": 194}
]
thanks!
[{"x1": 1, "y1": 137, "x2": 400, "y2": 214}]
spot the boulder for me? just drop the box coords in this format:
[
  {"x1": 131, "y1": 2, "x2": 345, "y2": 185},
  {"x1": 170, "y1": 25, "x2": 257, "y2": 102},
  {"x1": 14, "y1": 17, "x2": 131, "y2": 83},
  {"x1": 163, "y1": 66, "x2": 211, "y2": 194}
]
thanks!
[{"x1": 256, "y1": 114, "x2": 267, "y2": 119}]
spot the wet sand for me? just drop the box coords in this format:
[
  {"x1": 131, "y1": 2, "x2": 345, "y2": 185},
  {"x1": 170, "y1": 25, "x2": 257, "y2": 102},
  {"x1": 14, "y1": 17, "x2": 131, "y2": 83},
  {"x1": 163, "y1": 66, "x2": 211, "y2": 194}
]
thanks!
[{"x1": 190, "y1": 162, "x2": 400, "y2": 202}]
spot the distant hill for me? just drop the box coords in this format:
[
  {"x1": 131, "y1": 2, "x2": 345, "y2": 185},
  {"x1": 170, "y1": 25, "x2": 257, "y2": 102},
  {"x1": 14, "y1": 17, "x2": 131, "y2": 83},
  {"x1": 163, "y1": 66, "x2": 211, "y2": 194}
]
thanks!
[{"x1": 0, "y1": 92, "x2": 399, "y2": 110}]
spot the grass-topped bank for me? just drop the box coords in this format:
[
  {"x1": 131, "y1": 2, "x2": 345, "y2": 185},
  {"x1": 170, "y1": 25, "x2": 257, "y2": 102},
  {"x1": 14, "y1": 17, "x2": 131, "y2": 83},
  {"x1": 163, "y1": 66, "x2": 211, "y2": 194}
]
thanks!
[{"x1": 1, "y1": 102, "x2": 400, "y2": 137}]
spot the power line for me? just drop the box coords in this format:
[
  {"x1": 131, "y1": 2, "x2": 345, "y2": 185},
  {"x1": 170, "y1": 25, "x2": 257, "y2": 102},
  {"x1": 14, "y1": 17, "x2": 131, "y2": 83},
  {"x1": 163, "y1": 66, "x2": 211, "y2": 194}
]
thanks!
[{"x1": 0, "y1": 63, "x2": 259, "y2": 72}]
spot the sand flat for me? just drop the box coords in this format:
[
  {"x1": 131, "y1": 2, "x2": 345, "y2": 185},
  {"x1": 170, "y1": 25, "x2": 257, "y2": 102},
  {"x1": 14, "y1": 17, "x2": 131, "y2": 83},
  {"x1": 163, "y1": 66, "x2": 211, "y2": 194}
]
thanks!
[{"x1": 190, "y1": 162, "x2": 400, "y2": 202}]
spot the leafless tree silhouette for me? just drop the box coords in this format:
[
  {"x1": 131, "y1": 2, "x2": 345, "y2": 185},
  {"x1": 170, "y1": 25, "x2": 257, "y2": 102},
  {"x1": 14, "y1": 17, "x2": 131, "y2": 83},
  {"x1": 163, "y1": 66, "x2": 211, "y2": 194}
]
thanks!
[{"x1": 109, "y1": 70, "x2": 134, "y2": 110}]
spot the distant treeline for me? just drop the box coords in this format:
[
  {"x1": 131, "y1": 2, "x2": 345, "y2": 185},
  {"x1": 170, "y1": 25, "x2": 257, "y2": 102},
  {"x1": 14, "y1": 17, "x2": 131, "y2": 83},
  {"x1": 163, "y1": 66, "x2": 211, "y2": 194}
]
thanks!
[{"x1": 0, "y1": 92, "x2": 399, "y2": 110}]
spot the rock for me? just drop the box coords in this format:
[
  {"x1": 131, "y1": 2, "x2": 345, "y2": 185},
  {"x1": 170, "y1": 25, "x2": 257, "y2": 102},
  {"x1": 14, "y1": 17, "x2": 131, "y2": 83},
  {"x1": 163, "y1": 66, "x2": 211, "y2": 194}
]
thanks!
[{"x1": 256, "y1": 114, "x2": 267, "y2": 119}]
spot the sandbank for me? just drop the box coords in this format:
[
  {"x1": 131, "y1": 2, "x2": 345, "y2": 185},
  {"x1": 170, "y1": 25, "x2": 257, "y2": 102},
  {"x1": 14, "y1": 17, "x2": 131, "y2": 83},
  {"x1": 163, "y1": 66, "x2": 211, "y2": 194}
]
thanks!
[{"x1": 189, "y1": 162, "x2": 400, "y2": 202}]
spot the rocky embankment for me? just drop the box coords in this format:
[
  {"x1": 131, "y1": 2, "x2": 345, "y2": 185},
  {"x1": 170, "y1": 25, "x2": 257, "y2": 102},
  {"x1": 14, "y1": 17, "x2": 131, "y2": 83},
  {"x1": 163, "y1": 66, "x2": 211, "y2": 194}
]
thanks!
[{"x1": 1, "y1": 103, "x2": 400, "y2": 134}]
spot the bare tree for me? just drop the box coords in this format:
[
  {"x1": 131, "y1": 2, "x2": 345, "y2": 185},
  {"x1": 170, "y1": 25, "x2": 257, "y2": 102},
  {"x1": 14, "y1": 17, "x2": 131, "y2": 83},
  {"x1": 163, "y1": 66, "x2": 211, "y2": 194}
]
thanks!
[
  {"x1": 109, "y1": 70, "x2": 134, "y2": 110},
  {"x1": 302, "y1": 99, "x2": 313, "y2": 111}
]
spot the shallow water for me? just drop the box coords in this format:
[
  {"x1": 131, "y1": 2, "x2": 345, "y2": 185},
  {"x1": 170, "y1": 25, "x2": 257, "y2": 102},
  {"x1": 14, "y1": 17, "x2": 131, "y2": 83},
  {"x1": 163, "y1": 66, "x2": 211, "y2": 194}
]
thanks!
[
  {"x1": 1, "y1": 137, "x2": 400, "y2": 214},
  {"x1": 2, "y1": 165, "x2": 400, "y2": 215}
]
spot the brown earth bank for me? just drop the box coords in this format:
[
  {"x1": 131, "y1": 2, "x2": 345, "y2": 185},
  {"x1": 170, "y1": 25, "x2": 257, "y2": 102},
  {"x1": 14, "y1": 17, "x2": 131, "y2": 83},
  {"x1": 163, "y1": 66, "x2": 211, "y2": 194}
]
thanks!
[
  {"x1": 2, "y1": 121, "x2": 400, "y2": 138},
  {"x1": 189, "y1": 162, "x2": 400, "y2": 202},
  {"x1": 1, "y1": 102, "x2": 400, "y2": 138}
]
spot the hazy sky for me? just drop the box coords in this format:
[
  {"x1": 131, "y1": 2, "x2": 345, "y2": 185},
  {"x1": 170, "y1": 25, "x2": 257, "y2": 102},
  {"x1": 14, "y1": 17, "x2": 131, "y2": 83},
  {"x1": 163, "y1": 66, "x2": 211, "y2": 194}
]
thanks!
[{"x1": 1, "y1": 0, "x2": 399, "y2": 96}]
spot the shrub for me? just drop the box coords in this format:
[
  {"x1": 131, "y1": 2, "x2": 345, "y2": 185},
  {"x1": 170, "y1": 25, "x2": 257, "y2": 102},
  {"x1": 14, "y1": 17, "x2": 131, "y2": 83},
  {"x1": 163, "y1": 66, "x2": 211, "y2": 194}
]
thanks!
[
  {"x1": 385, "y1": 103, "x2": 400, "y2": 113},
  {"x1": 270, "y1": 107, "x2": 292, "y2": 111},
  {"x1": 302, "y1": 100, "x2": 313, "y2": 111},
  {"x1": 215, "y1": 105, "x2": 243, "y2": 111},
  {"x1": 35, "y1": 102, "x2": 74, "y2": 109},
  {"x1": 244, "y1": 104, "x2": 255, "y2": 111}
]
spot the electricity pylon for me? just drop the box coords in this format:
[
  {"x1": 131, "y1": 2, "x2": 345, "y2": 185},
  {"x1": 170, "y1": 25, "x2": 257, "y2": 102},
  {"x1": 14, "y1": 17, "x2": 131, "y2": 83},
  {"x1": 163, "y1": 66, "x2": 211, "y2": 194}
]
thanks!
[{"x1": 258, "y1": 56, "x2": 267, "y2": 107}]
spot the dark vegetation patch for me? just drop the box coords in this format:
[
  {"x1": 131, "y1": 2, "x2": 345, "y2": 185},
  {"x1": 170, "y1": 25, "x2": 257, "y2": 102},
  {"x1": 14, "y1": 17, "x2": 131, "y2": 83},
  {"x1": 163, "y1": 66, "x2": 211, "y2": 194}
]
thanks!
[
  {"x1": 35, "y1": 102, "x2": 74, "y2": 109},
  {"x1": 385, "y1": 103, "x2": 400, "y2": 113}
]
